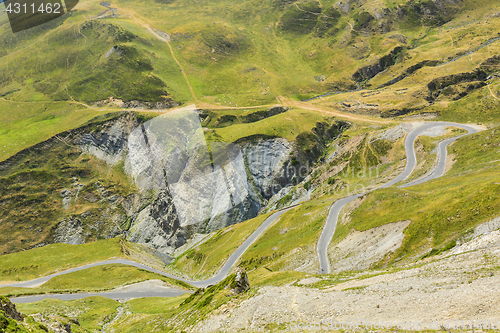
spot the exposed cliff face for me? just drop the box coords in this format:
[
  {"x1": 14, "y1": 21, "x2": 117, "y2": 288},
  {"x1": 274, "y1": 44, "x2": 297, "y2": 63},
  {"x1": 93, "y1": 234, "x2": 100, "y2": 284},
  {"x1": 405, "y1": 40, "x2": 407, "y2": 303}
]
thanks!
[
  {"x1": 53, "y1": 217, "x2": 86, "y2": 245},
  {"x1": 0, "y1": 296, "x2": 24, "y2": 321},
  {"x1": 0, "y1": 109, "x2": 344, "y2": 255},
  {"x1": 243, "y1": 138, "x2": 293, "y2": 199},
  {"x1": 79, "y1": 114, "x2": 139, "y2": 165},
  {"x1": 126, "y1": 189, "x2": 184, "y2": 253},
  {"x1": 61, "y1": 109, "x2": 300, "y2": 255}
]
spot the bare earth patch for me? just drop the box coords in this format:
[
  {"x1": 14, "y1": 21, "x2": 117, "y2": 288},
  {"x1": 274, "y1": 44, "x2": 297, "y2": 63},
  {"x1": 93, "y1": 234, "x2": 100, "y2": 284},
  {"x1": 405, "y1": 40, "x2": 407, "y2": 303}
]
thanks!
[
  {"x1": 192, "y1": 217, "x2": 500, "y2": 332},
  {"x1": 193, "y1": 243, "x2": 500, "y2": 332},
  {"x1": 327, "y1": 220, "x2": 411, "y2": 274},
  {"x1": 445, "y1": 153, "x2": 457, "y2": 174}
]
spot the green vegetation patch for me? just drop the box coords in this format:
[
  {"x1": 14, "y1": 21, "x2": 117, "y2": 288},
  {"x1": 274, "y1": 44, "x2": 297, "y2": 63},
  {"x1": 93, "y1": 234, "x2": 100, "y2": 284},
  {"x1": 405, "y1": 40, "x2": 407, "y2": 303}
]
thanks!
[
  {"x1": 0, "y1": 264, "x2": 193, "y2": 297},
  {"x1": 0, "y1": 125, "x2": 137, "y2": 254},
  {"x1": 202, "y1": 106, "x2": 289, "y2": 128},
  {"x1": 239, "y1": 201, "x2": 331, "y2": 271},
  {"x1": 0, "y1": 19, "x2": 177, "y2": 105},
  {"x1": 249, "y1": 267, "x2": 308, "y2": 287},
  {"x1": 0, "y1": 101, "x2": 102, "y2": 162},
  {"x1": 110, "y1": 273, "x2": 255, "y2": 332},
  {"x1": 0, "y1": 238, "x2": 123, "y2": 282},
  {"x1": 171, "y1": 212, "x2": 273, "y2": 279},
  {"x1": 17, "y1": 296, "x2": 120, "y2": 332},
  {"x1": 433, "y1": 81, "x2": 500, "y2": 124},
  {"x1": 345, "y1": 127, "x2": 500, "y2": 264},
  {"x1": 205, "y1": 108, "x2": 327, "y2": 143},
  {"x1": 279, "y1": 1, "x2": 322, "y2": 35},
  {"x1": 39, "y1": 264, "x2": 193, "y2": 292},
  {"x1": 65, "y1": 43, "x2": 170, "y2": 103}
]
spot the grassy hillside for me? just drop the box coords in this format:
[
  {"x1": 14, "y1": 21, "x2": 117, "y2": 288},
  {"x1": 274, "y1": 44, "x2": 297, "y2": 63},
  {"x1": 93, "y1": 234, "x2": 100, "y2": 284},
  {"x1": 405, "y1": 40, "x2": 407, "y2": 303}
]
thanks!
[
  {"x1": 0, "y1": 101, "x2": 103, "y2": 162},
  {"x1": 170, "y1": 212, "x2": 273, "y2": 280},
  {"x1": 0, "y1": 238, "x2": 124, "y2": 282},
  {"x1": 0, "y1": 113, "x2": 140, "y2": 254},
  {"x1": 167, "y1": 123, "x2": 495, "y2": 277},
  {"x1": 336, "y1": 126, "x2": 500, "y2": 266},
  {"x1": 205, "y1": 107, "x2": 329, "y2": 142},
  {"x1": 0, "y1": 0, "x2": 498, "y2": 165},
  {"x1": 239, "y1": 201, "x2": 331, "y2": 272},
  {"x1": 107, "y1": 273, "x2": 264, "y2": 332},
  {"x1": 0, "y1": 264, "x2": 193, "y2": 298},
  {"x1": 164, "y1": 124, "x2": 472, "y2": 277},
  {"x1": 1, "y1": 0, "x2": 498, "y2": 111},
  {"x1": 0, "y1": 0, "x2": 499, "y2": 328},
  {"x1": 17, "y1": 296, "x2": 120, "y2": 331}
]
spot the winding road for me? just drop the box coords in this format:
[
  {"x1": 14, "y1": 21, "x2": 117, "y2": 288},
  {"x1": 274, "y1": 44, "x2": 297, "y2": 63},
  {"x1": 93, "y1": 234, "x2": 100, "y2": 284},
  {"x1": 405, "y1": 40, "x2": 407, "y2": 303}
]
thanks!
[
  {"x1": 7, "y1": 209, "x2": 291, "y2": 303},
  {"x1": 317, "y1": 122, "x2": 481, "y2": 274},
  {"x1": 6, "y1": 122, "x2": 481, "y2": 303}
]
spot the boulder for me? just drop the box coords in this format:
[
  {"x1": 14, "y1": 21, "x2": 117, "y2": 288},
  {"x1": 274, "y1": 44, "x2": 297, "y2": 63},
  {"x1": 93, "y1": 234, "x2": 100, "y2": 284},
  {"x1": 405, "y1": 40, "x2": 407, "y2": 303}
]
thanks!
[{"x1": 232, "y1": 268, "x2": 250, "y2": 294}]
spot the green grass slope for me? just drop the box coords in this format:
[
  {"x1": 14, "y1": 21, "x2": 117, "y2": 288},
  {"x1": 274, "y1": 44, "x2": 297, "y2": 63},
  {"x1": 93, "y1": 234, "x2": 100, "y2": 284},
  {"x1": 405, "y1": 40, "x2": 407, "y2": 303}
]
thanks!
[
  {"x1": 341, "y1": 126, "x2": 500, "y2": 265},
  {"x1": 0, "y1": 238, "x2": 123, "y2": 282},
  {"x1": 0, "y1": 113, "x2": 140, "y2": 254},
  {"x1": 17, "y1": 296, "x2": 120, "y2": 332},
  {"x1": 1, "y1": 0, "x2": 497, "y2": 110},
  {"x1": 170, "y1": 212, "x2": 272, "y2": 280},
  {"x1": 0, "y1": 0, "x2": 498, "y2": 166},
  {"x1": 0, "y1": 264, "x2": 193, "y2": 298}
]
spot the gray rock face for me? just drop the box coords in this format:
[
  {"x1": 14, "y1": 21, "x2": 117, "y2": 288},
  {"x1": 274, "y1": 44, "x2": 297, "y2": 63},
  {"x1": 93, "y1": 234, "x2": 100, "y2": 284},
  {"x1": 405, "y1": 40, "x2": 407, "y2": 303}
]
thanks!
[
  {"x1": 352, "y1": 46, "x2": 404, "y2": 82},
  {"x1": 60, "y1": 189, "x2": 73, "y2": 210},
  {"x1": 127, "y1": 190, "x2": 184, "y2": 253},
  {"x1": 53, "y1": 217, "x2": 86, "y2": 245},
  {"x1": 122, "y1": 109, "x2": 285, "y2": 254},
  {"x1": 77, "y1": 114, "x2": 140, "y2": 166},
  {"x1": 265, "y1": 185, "x2": 311, "y2": 211},
  {"x1": 54, "y1": 109, "x2": 299, "y2": 254},
  {"x1": 79, "y1": 122, "x2": 126, "y2": 166},
  {"x1": 0, "y1": 296, "x2": 24, "y2": 321},
  {"x1": 232, "y1": 268, "x2": 250, "y2": 294},
  {"x1": 121, "y1": 193, "x2": 144, "y2": 216},
  {"x1": 243, "y1": 138, "x2": 293, "y2": 199},
  {"x1": 335, "y1": 0, "x2": 351, "y2": 14}
]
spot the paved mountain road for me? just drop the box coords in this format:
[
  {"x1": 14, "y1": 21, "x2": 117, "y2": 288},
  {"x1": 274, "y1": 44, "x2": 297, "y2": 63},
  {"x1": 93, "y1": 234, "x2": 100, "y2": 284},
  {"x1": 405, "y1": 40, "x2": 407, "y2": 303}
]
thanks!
[
  {"x1": 7, "y1": 122, "x2": 480, "y2": 302},
  {"x1": 7, "y1": 209, "x2": 292, "y2": 303},
  {"x1": 317, "y1": 122, "x2": 480, "y2": 274},
  {"x1": 11, "y1": 288, "x2": 187, "y2": 304}
]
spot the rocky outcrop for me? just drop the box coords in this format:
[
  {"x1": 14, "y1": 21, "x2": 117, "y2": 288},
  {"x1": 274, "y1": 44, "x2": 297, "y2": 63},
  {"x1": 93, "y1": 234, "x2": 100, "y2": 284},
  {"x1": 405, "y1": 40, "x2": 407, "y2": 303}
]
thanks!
[
  {"x1": 57, "y1": 108, "x2": 299, "y2": 254},
  {"x1": 94, "y1": 98, "x2": 179, "y2": 110},
  {"x1": 124, "y1": 133, "x2": 293, "y2": 254},
  {"x1": 53, "y1": 217, "x2": 86, "y2": 245},
  {"x1": 380, "y1": 60, "x2": 441, "y2": 88},
  {"x1": 334, "y1": 0, "x2": 351, "y2": 14},
  {"x1": 232, "y1": 268, "x2": 250, "y2": 294},
  {"x1": 396, "y1": 0, "x2": 461, "y2": 27},
  {"x1": 78, "y1": 114, "x2": 139, "y2": 165},
  {"x1": 425, "y1": 53, "x2": 500, "y2": 101},
  {"x1": 127, "y1": 189, "x2": 184, "y2": 253},
  {"x1": 30, "y1": 313, "x2": 79, "y2": 333},
  {"x1": 0, "y1": 296, "x2": 24, "y2": 321},
  {"x1": 118, "y1": 109, "x2": 267, "y2": 253},
  {"x1": 427, "y1": 69, "x2": 488, "y2": 93},
  {"x1": 265, "y1": 185, "x2": 311, "y2": 211},
  {"x1": 352, "y1": 46, "x2": 405, "y2": 82},
  {"x1": 243, "y1": 138, "x2": 293, "y2": 199}
]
